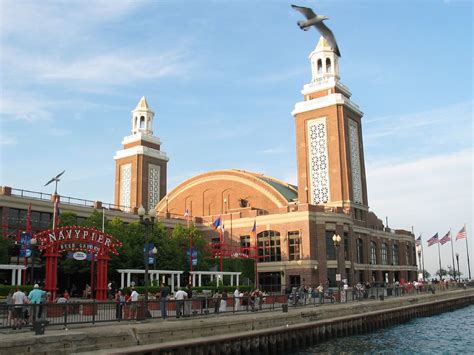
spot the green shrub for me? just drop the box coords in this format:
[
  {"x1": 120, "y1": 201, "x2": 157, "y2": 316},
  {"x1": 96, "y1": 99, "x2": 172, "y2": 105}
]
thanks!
[{"x1": 0, "y1": 285, "x2": 34, "y2": 297}]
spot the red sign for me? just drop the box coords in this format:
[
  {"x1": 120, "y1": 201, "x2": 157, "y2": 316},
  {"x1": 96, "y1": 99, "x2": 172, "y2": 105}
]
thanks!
[{"x1": 34, "y1": 226, "x2": 122, "y2": 255}]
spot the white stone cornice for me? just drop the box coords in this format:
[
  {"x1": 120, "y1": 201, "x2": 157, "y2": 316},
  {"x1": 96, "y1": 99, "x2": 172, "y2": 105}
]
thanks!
[
  {"x1": 121, "y1": 133, "x2": 162, "y2": 146},
  {"x1": 292, "y1": 93, "x2": 363, "y2": 117},
  {"x1": 114, "y1": 146, "x2": 169, "y2": 161},
  {"x1": 301, "y1": 78, "x2": 352, "y2": 98}
]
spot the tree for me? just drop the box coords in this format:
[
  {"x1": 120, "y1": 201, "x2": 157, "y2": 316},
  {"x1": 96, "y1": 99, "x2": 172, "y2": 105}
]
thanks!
[
  {"x1": 435, "y1": 268, "x2": 448, "y2": 279},
  {"x1": 421, "y1": 269, "x2": 431, "y2": 280},
  {"x1": 447, "y1": 265, "x2": 461, "y2": 279}
]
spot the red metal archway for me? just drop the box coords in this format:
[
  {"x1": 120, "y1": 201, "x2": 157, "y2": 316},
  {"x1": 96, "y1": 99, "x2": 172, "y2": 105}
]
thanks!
[{"x1": 33, "y1": 226, "x2": 122, "y2": 300}]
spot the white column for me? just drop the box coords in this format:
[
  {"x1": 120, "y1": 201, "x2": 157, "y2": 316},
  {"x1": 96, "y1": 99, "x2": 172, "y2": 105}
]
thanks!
[
  {"x1": 156, "y1": 273, "x2": 160, "y2": 285},
  {"x1": 198, "y1": 274, "x2": 202, "y2": 287},
  {"x1": 171, "y1": 274, "x2": 175, "y2": 293},
  {"x1": 177, "y1": 274, "x2": 181, "y2": 289},
  {"x1": 230, "y1": 274, "x2": 234, "y2": 286},
  {"x1": 211, "y1": 274, "x2": 214, "y2": 282},
  {"x1": 192, "y1": 273, "x2": 196, "y2": 287},
  {"x1": 127, "y1": 272, "x2": 131, "y2": 287},
  {"x1": 11, "y1": 269, "x2": 16, "y2": 285},
  {"x1": 17, "y1": 269, "x2": 22, "y2": 285},
  {"x1": 237, "y1": 274, "x2": 240, "y2": 286},
  {"x1": 121, "y1": 272, "x2": 124, "y2": 289}
]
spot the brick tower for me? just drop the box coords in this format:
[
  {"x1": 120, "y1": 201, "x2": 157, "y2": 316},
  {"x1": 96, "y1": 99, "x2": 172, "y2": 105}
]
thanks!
[
  {"x1": 292, "y1": 37, "x2": 368, "y2": 215},
  {"x1": 114, "y1": 97, "x2": 168, "y2": 211}
]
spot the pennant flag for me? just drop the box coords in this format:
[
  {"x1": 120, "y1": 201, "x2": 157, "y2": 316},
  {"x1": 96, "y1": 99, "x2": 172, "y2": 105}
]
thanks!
[
  {"x1": 415, "y1": 235, "x2": 422, "y2": 247},
  {"x1": 54, "y1": 196, "x2": 61, "y2": 227},
  {"x1": 439, "y1": 231, "x2": 451, "y2": 245},
  {"x1": 427, "y1": 233, "x2": 439, "y2": 247},
  {"x1": 184, "y1": 208, "x2": 189, "y2": 218},
  {"x1": 26, "y1": 203, "x2": 32, "y2": 233},
  {"x1": 211, "y1": 216, "x2": 221, "y2": 230},
  {"x1": 220, "y1": 223, "x2": 225, "y2": 241},
  {"x1": 251, "y1": 220, "x2": 256, "y2": 239},
  {"x1": 456, "y1": 226, "x2": 466, "y2": 240}
]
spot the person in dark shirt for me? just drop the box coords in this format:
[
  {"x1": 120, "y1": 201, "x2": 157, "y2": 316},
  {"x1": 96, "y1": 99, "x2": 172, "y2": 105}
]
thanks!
[{"x1": 159, "y1": 283, "x2": 169, "y2": 320}]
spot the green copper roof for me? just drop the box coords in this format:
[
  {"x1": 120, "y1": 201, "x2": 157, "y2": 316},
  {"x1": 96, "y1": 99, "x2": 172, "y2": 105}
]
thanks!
[{"x1": 257, "y1": 176, "x2": 298, "y2": 202}]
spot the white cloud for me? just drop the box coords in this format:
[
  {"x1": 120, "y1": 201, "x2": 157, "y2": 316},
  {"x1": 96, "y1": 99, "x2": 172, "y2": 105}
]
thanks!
[
  {"x1": 0, "y1": 135, "x2": 17, "y2": 146},
  {"x1": 367, "y1": 149, "x2": 473, "y2": 275},
  {"x1": 0, "y1": 94, "x2": 53, "y2": 123},
  {"x1": 249, "y1": 67, "x2": 307, "y2": 84},
  {"x1": 259, "y1": 147, "x2": 286, "y2": 155}
]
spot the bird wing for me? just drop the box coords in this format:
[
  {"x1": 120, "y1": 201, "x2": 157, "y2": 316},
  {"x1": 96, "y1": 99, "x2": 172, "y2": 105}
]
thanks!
[
  {"x1": 44, "y1": 177, "x2": 55, "y2": 186},
  {"x1": 55, "y1": 170, "x2": 65, "y2": 179},
  {"x1": 291, "y1": 4, "x2": 316, "y2": 19},
  {"x1": 315, "y1": 21, "x2": 341, "y2": 57}
]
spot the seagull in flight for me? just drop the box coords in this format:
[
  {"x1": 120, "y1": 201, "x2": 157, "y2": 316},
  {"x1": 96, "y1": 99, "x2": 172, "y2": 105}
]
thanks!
[
  {"x1": 291, "y1": 4, "x2": 341, "y2": 57},
  {"x1": 44, "y1": 170, "x2": 65, "y2": 194}
]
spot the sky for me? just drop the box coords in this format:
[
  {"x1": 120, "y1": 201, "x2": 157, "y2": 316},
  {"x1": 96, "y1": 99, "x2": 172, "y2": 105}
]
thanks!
[{"x1": 0, "y1": 0, "x2": 472, "y2": 278}]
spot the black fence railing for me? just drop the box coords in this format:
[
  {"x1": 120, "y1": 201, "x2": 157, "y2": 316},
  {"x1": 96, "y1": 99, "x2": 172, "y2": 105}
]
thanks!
[{"x1": 0, "y1": 284, "x2": 471, "y2": 330}]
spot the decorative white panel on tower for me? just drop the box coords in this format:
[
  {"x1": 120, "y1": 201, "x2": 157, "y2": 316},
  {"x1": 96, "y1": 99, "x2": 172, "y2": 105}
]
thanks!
[
  {"x1": 307, "y1": 118, "x2": 330, "y2": 204},
  {"x1": 120, "y1": 163, "x2": 131, "y2": 210},
  {"x1": 349, "y1": 119, "x2": 363, "y2": 204},
  {"x1": 148, "y1": 164, "x2": 161, "y2": 211}
]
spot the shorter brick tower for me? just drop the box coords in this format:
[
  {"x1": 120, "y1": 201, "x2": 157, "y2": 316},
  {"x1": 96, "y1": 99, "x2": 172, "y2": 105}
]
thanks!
[{"x1": 114, "y1": 97, "x2": 168, "y2": 211}]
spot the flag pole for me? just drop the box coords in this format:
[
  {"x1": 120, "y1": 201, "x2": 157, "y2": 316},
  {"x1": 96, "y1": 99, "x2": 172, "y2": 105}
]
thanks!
[
  {"x1": 437, "y1": 240, "x2": 442, "y2": 279},
  {"x1": 465, "y1": 224, "x2": 471, "y2": 280},
  {"x1": 449, "y1": 228, "x2": 456, "y2": 279},
  {"x1": 420, "y1": 234, "x2": 426, "y2": 282}
]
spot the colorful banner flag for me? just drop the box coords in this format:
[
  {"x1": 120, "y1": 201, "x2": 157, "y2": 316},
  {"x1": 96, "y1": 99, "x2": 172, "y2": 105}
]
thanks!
[
  {"x1": 456, "y1": 226, "x2": 466, "y2": 240},
  {"x1": 211, "y1": 216, "x2": 221, "y2": 230},
  {"x1": 427, "y1": 233, "x2": 439, "y2": 247},
  {"x1": 251, "y1": 220, "x2": 256, "y2": 239},
  {"x1": 54, "y1": 196, "x2": 61, "y2": 227},
  {"x1": 439, "y1": 231, "x2": 451, "y2": 245}
]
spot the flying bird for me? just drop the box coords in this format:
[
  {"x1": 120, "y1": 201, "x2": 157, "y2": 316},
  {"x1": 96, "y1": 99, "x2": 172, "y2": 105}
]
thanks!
[{"x1": 291, "y1": 4, "x2": 341, "y2": 57}]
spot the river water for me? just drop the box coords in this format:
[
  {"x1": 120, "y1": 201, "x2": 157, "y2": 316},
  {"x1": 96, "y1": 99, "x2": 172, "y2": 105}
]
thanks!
[{"x1": 292, "y1": 304, "x2": 474, "y2": 354}]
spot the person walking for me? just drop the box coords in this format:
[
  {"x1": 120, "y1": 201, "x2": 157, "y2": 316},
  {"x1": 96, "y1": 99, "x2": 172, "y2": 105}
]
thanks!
[
  {"x1": 12, "y1": 287, "x2": 27, "y2": 330},
  {"x1": 159, "y1": 283, "x2": 169, "y2": 320},
  {"x1": 115, "y1": 289, "x2": 125, "y2": 320},
  {"x1": 175, "y1": 287, "x2": 188, "y2": 318},
  {"x1": 317, "y1": 283, "x2": 324, "y2": 304},
  {"x1": 233, "y1": 287, "x2": 240, "y2": 312},
  {"x1": 130, "y1": 287, "x2": 139, "y2": 320},
  {"x1": 28, "y1": 284, "x2": 46, "y2": 323}
]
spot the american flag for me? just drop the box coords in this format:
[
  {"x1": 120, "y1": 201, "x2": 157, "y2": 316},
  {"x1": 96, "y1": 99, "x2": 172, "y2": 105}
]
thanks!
[
  {"x1": 415, "y1": 235, "x2": 422, "y2": 247},
  {"x1": 427, "y1": 233, "x2": 439, "y2": 247},
  {"x1": 439, "y1": 231, "x2": 451, "y2": 245},
  {"x1": 456, "y1": 226, "x2": 466, "y2": 240}
]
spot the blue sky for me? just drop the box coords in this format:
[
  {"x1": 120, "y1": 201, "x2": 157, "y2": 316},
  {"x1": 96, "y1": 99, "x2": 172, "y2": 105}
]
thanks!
[{"x1": 0, "y1": 0, "x2": 472, "y2": 277}]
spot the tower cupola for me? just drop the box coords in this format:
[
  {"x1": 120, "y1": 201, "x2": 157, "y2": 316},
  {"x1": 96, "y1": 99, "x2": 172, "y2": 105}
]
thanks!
[
  {"x1": 132, "y1": 96, "x2": 154, "y2": 135},
  {"x1": 309, "y1": 36, "x2": 340, "y2": 83}
]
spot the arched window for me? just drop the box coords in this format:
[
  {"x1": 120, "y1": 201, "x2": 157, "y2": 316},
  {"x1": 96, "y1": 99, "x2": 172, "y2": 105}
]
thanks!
[
  {"x1": 356, "y1": 238, "x2": 364, "y2": 263},
  {"x1": 381, "y1": 243, "x2": 388, "y2": 265},
  {"x1": 370, "y1": 241, "x2": 377, "y2": 265},
  {"x1": 392, "y1": 244, "x2": 399, "y2": 266},
  {"x1": 140, "y1": 116, "x2": 145, "y2": 129},
  {"x1": 326, "y1": 58, "x2": 332, "y2": 73},
  {"x1": 317, "y1": 59, "x2": 322, "y2": 74},
  {"x1": 406, "y1": 245, "x2": 410, "y2": 265},
  {"x1": 134, "y1": 116, "x2": 138, "y2": 129},
  {"x1": 258, "y1": 230, "x2": 281, "y2": 262}
]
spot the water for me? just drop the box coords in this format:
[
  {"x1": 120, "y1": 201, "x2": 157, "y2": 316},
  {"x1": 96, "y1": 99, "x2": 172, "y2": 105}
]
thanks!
[{"x1": 293, "y1": 304, "x2": 474, "y2": 354}]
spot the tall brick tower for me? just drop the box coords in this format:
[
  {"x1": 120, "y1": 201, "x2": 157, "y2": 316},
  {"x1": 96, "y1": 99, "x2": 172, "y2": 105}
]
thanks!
[
  {"x1": 292, "y1": 37, "x2": 368, "y2": 215},
  {"x1": 114, "y1": 97, "x2": 168, "y2": 211}
]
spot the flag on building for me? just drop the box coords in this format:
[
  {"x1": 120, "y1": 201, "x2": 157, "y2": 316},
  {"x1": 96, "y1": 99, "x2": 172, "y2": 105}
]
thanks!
[
  {"x1": 220, "y1": 223, "x2": 225, "y2": 241},
  {"x1": 211, "y1": 216, "x2": 221, "y2": 230},
  {"x1": 439, "y1": 231, "x2": 451, "y2": 245},
  {"x1": 251, "y1": 220, "x2": 256, "y2": 239},
  {"x1": 415, "y1": 235, "x2": 422, "y2": 247},
  {"x1": 26, "y1": 203, "x2": 32, "y2": 233},
  {"x1": 427, "y1": 233, "x2": 438, "y2": 247},
  {"x1": 456, "y1": 226, "x2": 466, "y2": 240},
  {"x1": 184, "y1": 208, "x2": 190, "y2": 221}
]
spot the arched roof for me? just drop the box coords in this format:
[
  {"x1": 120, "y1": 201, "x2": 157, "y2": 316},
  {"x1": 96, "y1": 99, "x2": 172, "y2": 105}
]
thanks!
[{"x1": 157, "y1": 169, "x2": 298, "y2": 216}]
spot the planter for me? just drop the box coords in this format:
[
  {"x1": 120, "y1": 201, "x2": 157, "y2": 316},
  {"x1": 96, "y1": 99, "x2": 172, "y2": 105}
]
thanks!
[
  {"x1": 47, "y1": 306, "x2": 64, "y2": 317},
  {"x1": 123, "y1": 306, "x2": 130, "y2": 319},
  {"x1": 265, "y1": 296, "x2": 275, "y2": 304},
  {"x1": 82, "y1": 303, "x2": 98, "y2": 316},
  {"x1": 275, "y1": 295, "x2": 287, "y2": 303},
  {"x1": 148, "y1": 302, "x2": 159, "y2": 310},
  {"x1": 167, "y1": 301, "x2": 176, "y2": 311},
  {"x1": 68, "y1": 304, "x2": 80, "y2": 314}
]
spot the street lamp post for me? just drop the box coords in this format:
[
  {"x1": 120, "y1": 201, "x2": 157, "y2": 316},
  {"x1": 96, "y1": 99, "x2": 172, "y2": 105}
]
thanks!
[
  {"x1": 138, "y1": 205, "x2": 156, "y2": 308},
  {"x1": 456, "y1": 253, "x2": 460, "y2": 282},
  {"x1": 332, "y1": 233, "x2": 342, "y2": 286},
  {"x1": 30, "y1": 238, "x2": 37, "y2": 284}
]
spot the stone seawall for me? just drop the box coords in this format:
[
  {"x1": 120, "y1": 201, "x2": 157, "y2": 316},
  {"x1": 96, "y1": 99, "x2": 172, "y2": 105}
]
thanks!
[{"x1": 0, "y1": 289, "x2": 472, "y2": 354}]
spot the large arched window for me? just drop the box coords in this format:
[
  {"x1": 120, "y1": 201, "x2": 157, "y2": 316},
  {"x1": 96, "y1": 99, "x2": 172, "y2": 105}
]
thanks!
[
  {"x1": 326, "y1": 58, "x2": 332, "y2": 73},
  {"x1": 392, "y1": 244, "x2": 399, "y2": 266},
  {"x1": 317, "y1": 59, "x2": 323, "y2": 74},
  {"x1": 370, "y1": 241, "x2": 377, "y2": 265},
  {"x1": 356, "y1": 238, "x2": 364, "y2": 263},
  {"x1": 381, "y1": 243, "x2": 388, "y2": 265},
  {"x1": 258, "y1": 230, "x2": 281, "y2": 262}
]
